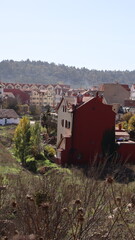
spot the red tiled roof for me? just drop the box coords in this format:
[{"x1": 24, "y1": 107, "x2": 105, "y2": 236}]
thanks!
[
  {"x1": 121, "y1": 84, "x2": 130, "y2": 92},
  {"x1": 99, "y1": 83, "x2": 130, "y2": 92},
  {"x1": 124, "y1": 99, "x2": 135, "y2": 107},
  {"x1": 1, "y1": 82, "x2": 70, "y2": 89},
  {"x1": 4, "y1": 89, "x2": 30, "y2": 104}
]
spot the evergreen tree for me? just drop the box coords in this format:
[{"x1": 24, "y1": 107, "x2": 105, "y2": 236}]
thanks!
[
  {"x1": 14, "y1": 116, "x2": 31, "y2": 166},
  {"x1": 41, "y1": 106, "x2": 51, "y2": 133},
  {"x1": 30, "y1": 122, "x2": 41, "y2": 157}
]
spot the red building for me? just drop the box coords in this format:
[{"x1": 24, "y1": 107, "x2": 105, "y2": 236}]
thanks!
[
  {"x1": 56, "y1": 93, "x2": 116, "y2": 166},
  {"x1": 4, "y1": 89, "x2": 30, "y2": 105}
]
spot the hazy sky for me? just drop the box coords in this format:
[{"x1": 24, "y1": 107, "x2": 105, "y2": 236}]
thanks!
[{"x1": 1, "y1": 0, "x2": 135, "y2": 70}]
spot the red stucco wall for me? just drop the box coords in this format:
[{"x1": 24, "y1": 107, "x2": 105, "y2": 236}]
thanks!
[
  {"x1": 67, "y1": 97, "x2": 115, "y2": 165},
  {"x1": 117, "y1": 143, "x2": 135, "y2": 163}
]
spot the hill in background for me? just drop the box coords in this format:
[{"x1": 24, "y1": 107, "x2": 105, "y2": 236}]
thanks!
[{"x1": 0, "y1": 60, "x2": 135, "y2": 88}]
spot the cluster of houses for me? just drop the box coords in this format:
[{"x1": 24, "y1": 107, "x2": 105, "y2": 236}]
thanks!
[
  {"x1": 56, "y1": 91, "x2": 135, "y2": 165},
  {"x1": 1, "y1": 81, "x2": 135, "y2": 165},
  {"x1": 0, "y1": 82, "x2": 70, "y2": 107},
  {"x1": 0, "y1": 81, "x2": 135, "y2": 113}
]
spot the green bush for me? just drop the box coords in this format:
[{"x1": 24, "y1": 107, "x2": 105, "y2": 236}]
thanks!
[
  {"x1": 122, "y1": 121, "x2": 128, "y2": 130},
  {"x1": 44, "y1": 145, "x2": 56, "y2": 158},
  {"x1": 26, "y1": 157, "x2": 37, "y2": 173},
  {"x1": 128, "y1": 115, "x2": 135, "y2": 131},
  {"x1": 35, "y1": 153, "x2": 45, "y2": 161}
]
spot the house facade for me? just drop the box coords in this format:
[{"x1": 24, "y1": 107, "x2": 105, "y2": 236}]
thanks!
[
  {"x1": 0, "y1": 109, "x2": 20, "y2": 125},
  {"x1": 130, "y1": 84, "x2": 135, "y2": 100},
  {"x1": 1, "y1": 82, "x2": 70, "y2": 107},
  {"x1": 57, "y1": 96, "x2": 76, "y2": 145},
  {"x1": 124, "y1": 99, "x2": 135, "y2": 114},
  {"x1": 56, "y1": 93, "x2": 116, "y2": 165}
]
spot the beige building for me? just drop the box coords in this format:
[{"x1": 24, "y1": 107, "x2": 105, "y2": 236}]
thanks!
[
  {"x1": 57, "y1": 96, "x2": 75, "y2": 145},
  {"x1": 98, "y1": 83, "x2": 130, "y2": 106},
  {"x1": 1, "y1": 82, "x2": 70, "y2": 107}
]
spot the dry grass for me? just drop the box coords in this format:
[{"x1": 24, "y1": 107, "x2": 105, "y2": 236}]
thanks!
[
  {"x1": 1, "y1": 125, "x2": 135, "y2": 239},
  {"x1": 0, "y1": 167, "x2": 135, "y2": 240},
  {"x1": 0, "y1": 142, "x2": 22, "y2": 176},
  {"x1": 0, "y1": 125, "x2": 16, "y2": 147}
]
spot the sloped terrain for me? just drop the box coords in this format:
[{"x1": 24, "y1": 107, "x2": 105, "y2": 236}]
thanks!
[
  {"x1": 0, "y1": 142, "x2": 21, "y2": 174},
  {"x1": 0, "y1": 60, "x2": 135, "y2": 88}
]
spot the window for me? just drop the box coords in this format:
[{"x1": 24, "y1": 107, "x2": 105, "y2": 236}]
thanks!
[
  {"x1": 61, "y1": 119, "x2": 64, "y2": 127},
  {"x1": 62, "y1": 105, "x2": 67, "y2": 112},
  {"x1": 48, "y1": 87, "x2": 53, "y2": 91},
  {"x1": 64, "y1": 121, "x2": 70, "y2": 129},
  {"x1": 65, "y1": 120, "x2": 68, "y2": 128},
  {"x1": 68, "y1": 121, "x2": 71, "y2": 129}
]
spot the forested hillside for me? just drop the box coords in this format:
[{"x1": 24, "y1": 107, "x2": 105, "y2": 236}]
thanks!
[{"x1": 0, "y1": 60, "x2": 135, "y2": 88}]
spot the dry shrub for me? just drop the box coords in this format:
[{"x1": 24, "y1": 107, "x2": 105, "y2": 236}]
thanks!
[{"x1": 0, "y1": 167, "x2": 135, "y2": 240}]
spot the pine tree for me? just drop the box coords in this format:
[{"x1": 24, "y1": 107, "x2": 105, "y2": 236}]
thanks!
[{"x1": 30, "y1": 122, "x2": 41, "y2": 157}]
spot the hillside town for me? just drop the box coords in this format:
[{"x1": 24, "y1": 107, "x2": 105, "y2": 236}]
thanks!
[
  {"x1": 2, "y1": 0, "x2": 135, "y2": 238},
  {"x1": 0, "y1": 81, "x2": 135, "y2": 109},
  {"x1": 1, "y1": 81, "x2": 135, "y2": 165}
]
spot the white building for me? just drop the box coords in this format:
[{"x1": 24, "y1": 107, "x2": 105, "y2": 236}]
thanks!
[
  {"x1": 57, "y1": 96, "x2": 76, "y2": 145},
  {"x1": 130, "y1": 84, "x2": 135, "y2": 100},
  {"x1": 0, "y1": 109, "x2": 20, "y2": 125}
]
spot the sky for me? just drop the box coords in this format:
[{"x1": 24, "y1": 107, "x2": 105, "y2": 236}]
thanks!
[{"x1": 1, "y1": 0, "x2": 135, "y2": 71}]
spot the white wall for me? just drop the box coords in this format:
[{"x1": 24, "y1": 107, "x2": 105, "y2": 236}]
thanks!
[
  {"x1": 130, "y1": 91, "x2": 135, "y2": 100},
  {"x1": 0, "y1": 118, "x2": 20, "y2": 126},
  {"x1": 57, "y1": 98, "x2": 73, "y2": 145},
  {"x1": 130, "y1": 85, "x2": 135, "y2": 100}
]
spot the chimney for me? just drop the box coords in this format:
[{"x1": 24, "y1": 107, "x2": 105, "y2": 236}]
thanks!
[
  {"x1": 96, "y1": 91, "x2": 103, "y2": 102},
  {"x1": 118, "y1": 123, "x2": 122, "y2": 131},
  {"x1": 72, "y1": 104, "x2": 76, "y2": 111},
  {"x1": 96, "y1": 91, "x2": 99, "y2": 98},
  {"x1": 77, "y1": 92, "x2": 83, "y2": 104}
]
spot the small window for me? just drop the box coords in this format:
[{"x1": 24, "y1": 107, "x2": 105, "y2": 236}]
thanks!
[
  {"x1": 65, "y1": 120, "x2": 68, "y2": 128},
  {"x1": 62, "y1": 105, "x2": 67, "y2": 112},
  {"x1": 61, "y1": 119, "x2": 64, "y2": 127},
  {"x1": 60, "y1": 134, "x2": 63, "y2": 139},
  {"x1": 68, "y1": 121, "x2": 71, "y2": 129}
]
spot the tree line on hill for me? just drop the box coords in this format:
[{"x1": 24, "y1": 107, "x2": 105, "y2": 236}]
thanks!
[{"x1": 0, "y1": 59, "x2": 135, "y2": 88}]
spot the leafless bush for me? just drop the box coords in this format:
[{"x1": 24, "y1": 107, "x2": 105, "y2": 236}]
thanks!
[{"x1": 1, "y1": 166, "x2": 135, "y2": 240}]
